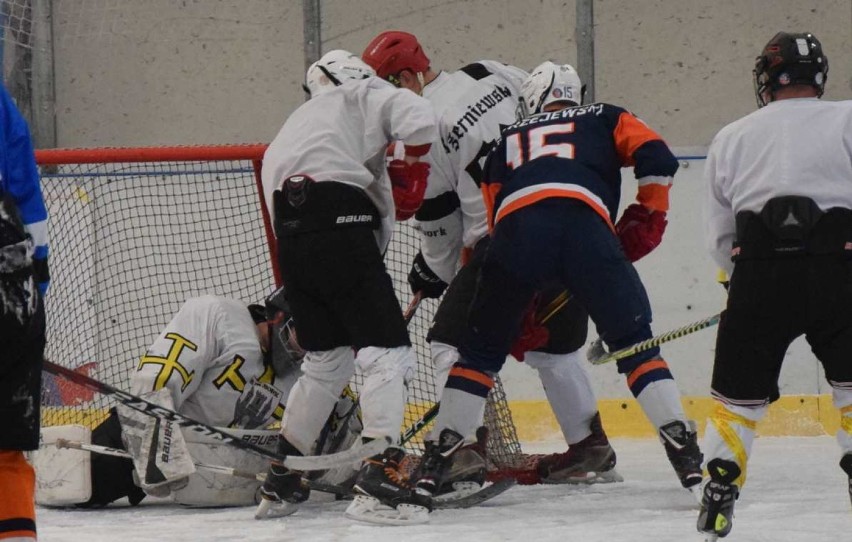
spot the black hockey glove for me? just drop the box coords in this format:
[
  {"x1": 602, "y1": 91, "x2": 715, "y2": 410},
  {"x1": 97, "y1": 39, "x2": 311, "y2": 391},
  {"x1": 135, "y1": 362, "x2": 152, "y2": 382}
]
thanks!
[{"x1": 408, "y1": 251, "x2": 448, "y2": 299}]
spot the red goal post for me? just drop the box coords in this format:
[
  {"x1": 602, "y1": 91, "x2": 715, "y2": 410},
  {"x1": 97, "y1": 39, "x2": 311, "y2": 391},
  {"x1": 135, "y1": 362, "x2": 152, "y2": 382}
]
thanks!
[{"x1": 36, "y1": 144, "x2": 524, "y2": 471}]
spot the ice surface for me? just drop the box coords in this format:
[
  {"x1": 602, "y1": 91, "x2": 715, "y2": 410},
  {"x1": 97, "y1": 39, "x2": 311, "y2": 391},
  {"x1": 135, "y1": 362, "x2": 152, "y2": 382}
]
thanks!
[{"x1": 37, "y1": 436, "x2": 851, "y2": 542}]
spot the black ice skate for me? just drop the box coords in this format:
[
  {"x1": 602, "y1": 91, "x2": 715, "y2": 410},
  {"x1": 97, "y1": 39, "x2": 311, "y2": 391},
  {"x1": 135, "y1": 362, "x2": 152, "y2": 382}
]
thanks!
[
  {"x1": 433, "y1": 426, "x2": 490, "y2": 499},
  {"x1": 413, "y1": 428, "x2": 468, "y2": 497},
  {"x1": 841, "y1": 453, "x2": 852, "y2": 508},
  {"x1": 659, "y1": 420, "x2": 704, "y2": 492},
  {"x1": 697, "y1": 458, "x2": 741, "y2": 540},
  {"x1": 345, "y1": 446, "x2": 432, "y2": 525},
  {"x1": 254, "y1": 439, "x2": 311, "y2": 519},
  {"x1": 536, "y1": 412, "x2": 623, "y2": 484}
]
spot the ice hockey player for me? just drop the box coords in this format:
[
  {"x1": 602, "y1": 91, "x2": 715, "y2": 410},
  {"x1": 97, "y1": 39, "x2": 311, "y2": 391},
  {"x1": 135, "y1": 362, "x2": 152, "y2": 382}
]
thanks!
[
  {"x1": 258, "y1": 49, "x2": 438, "y2": 524},
  {"x1": 36, "y1": 291, "x2": 361, "y2": 508},
  {"x1": 411, "y1": 61, "x2": 704, "y2": 502},
  {"x1": 700, "y1": 31, "x2": 851, "y2": 539},
  {"x1": 362, "y1": 31, "x2": 619, "y2": 487},
  {"x1": 0, "y1": 83, "x2": 48, "y2": 542}
]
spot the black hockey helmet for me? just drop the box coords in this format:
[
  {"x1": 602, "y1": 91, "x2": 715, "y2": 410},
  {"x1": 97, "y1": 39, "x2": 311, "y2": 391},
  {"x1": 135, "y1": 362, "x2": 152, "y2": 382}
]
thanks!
[{"x1": 753, "y1": 32, "x2": 828, "y2": 107}]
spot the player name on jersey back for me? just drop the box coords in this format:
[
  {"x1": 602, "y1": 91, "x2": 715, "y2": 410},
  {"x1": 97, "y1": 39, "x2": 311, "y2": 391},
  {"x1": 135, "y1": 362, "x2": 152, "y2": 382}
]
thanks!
[{"x1": 512, "y1": 103, "x2": 605, "y2": 129}]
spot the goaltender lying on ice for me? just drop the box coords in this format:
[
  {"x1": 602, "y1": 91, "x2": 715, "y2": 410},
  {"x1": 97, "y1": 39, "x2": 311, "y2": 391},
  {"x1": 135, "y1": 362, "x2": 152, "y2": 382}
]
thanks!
[{"x1": 33, "y1": 294, "x2": 362, "y2": 508}]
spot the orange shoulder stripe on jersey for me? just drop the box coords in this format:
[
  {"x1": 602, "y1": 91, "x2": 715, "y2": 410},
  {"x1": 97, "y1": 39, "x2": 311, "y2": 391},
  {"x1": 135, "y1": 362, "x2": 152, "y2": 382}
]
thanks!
[
  {"x1": 481, "y1": 182, "x2": 502, "y2": 231},
  {"x1": 626, "y1": 358, "x2": 670, "y2": 388},
  {"x1": 613, "y1": 111, "x2": 663, "y2": 166},
  {"x1": 637, "y1": 183, "x2": 671, "y2": 212},
  {"x1": 448, "y1": 366, "x2": 495, "y2": 389},
  {"x1": 494, "y1": 188, "x2": 615, "y2": 231}
]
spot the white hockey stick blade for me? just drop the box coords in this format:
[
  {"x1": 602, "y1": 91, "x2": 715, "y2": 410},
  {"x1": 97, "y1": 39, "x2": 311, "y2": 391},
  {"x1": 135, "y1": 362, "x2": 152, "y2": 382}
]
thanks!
[
  {"x1": 254, "y1": 497, "x2": 300, "y2": 520},
  {"x1": 284, "y1": 437, "x2": 387, "y2": 471},
  {"x1": 344, "y1": 495, "x2": 430, "y2": 525}
]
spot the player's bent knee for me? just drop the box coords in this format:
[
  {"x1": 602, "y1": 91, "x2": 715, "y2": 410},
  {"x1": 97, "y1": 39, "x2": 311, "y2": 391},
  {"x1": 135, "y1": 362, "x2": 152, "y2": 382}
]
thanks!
[
  {"x1": 302, "y1": 346, "x2": 356, "y2": 384},
  {"x1": 355, "y1": 346, "x2": 416, "y2": 385},
  {"x1": 431, "y1": 341, "x2": 459, "y2": 373}
]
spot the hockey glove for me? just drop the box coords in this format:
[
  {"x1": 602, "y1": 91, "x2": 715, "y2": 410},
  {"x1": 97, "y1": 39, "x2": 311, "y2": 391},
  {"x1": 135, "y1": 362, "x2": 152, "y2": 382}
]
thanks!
[
  {"x1": 408, "y1": 251, "x2": 448, "y2": 299},
  {"x1": 388, "y1": 159, "x2": 429, "y2": 221},
  {"x1": 509, "y1": 299, "x2": 550, "y2": 362},
  {"x1": 615, "y1": 203, "x2": 667, "y2": 262}
]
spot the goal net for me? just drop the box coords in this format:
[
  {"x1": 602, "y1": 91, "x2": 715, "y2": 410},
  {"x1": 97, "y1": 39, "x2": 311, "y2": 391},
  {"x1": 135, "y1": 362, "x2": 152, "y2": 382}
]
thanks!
[{"x1": 37, "y1": 145, "x2": 524, "y2": 472}]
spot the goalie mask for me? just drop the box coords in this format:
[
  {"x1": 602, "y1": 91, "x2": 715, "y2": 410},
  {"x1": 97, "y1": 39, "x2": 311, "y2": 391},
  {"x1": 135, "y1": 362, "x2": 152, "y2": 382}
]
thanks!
[
  {"x1": 263, "y1": 286, "x2": 305, "y2": 378},
  {"x1": 753, "y1": 32, "x2": 828, "y2": 108},
  {"x1": 304, "y1": 49, "x2": 376, "y2": 98},
  {"x1": 518, "y1": 61, "x2": 585, "y2": 119}
]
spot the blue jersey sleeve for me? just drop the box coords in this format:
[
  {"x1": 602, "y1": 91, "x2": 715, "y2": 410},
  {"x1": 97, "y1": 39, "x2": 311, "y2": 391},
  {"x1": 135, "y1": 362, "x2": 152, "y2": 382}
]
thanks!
[{"x1": 0, "y1": 86, "x2": 49, "y2": 293}]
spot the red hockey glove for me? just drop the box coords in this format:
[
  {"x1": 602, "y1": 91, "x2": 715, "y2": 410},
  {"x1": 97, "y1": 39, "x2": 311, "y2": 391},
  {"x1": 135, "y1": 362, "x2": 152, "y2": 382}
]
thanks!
[
  {"x1": 388, "y1": 159, "x2": 429, "y2": 221},
  {"x1": 615, "y1": 203, "x2": 667, "y2": 262},
  {"x1": 509, "y1": 301, "x2": 550, "y2": 362}
]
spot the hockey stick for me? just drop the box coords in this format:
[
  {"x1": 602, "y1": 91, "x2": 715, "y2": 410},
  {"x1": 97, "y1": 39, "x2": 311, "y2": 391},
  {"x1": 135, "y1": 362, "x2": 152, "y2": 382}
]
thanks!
[
  {"x1": 42, "y1": 360, "x2": 387, "y2": 471},
  {"x1": 398, "y1": 289, "x2": 573, "y2": 445},
  {"x1": 586, "y1": 312, "x2": 722, "y2": 366},
  {"x1": 52, "y1": 438, "x2": 270, "y2": 483}
]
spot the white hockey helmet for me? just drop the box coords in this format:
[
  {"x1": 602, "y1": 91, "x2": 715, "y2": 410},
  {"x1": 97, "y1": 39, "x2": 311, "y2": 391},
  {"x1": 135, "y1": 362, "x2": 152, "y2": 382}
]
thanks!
[
  {"x1": 517, "y1": 61, "x2": 584, "y2": 118},
  {"x1": 304, "y1": 49, "x2": 376, "y2": 97}
]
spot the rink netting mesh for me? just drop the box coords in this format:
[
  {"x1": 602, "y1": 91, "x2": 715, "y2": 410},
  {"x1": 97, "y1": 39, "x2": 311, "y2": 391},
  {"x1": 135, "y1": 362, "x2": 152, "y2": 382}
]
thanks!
[{"x1": 37, "y1": 145, "x2": 525, "y2": 471}]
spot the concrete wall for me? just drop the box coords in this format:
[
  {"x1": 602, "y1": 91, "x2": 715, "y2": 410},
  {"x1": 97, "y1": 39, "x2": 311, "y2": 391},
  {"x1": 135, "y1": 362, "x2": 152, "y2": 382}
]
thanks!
[{"x1": 51, "y1": 1, "x2": 852, "y2": 148}]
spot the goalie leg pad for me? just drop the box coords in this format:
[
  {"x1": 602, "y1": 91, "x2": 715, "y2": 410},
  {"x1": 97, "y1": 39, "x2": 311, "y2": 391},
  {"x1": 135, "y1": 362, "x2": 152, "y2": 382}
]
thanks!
[
  {"x1": 281, "y1": 346, "x2": 355, "y2": 454},
  {"x1": 345, "y1": 494, "x2": 430, "y2": 526},
  {"x1": 173, "y1": 428, "x2": 278, "y2": 507},
  {"x1": 116, "y1": 389, "x2": 196, "y2": 495},
  {"x1": 355, "y1": 346, "x2": 415, "y2": 443},
  {"x1": 33, "y1": 424, "x2": 92, "y2": 506}
]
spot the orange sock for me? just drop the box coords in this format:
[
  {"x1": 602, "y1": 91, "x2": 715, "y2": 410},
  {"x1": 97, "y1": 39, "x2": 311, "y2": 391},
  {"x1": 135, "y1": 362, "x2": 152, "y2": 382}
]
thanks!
[{"x1": 0, "y1": 450, "x2": 36, "y2": 541}]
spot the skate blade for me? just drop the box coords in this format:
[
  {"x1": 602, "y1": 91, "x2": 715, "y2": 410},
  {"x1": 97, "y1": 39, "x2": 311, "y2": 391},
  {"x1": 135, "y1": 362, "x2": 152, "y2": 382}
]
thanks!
[
  {"x1": 344, "y1": 495, "x2": 429, "y2": 525},
  {"x1": 254, "y1": 497, "x2": 299, "y2": 520}
]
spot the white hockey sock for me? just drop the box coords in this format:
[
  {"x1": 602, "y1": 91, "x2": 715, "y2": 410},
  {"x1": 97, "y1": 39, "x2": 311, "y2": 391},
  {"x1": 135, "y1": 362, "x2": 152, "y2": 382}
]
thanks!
[
  {"x1": 703, "y1": 400, "x2": 765, "y2": 487},
  {"x1": 635, "y1": 378, "x2": 688, "y2": 430},
  {"x1": 833, "y1": 386, "x2": 852, "y2": 456},
  {"x1": 432, "y1": 387, "x2": 487, "y2": 442},
  {"x1": 281, "y1": 346, "x2": 355, "y2": 454},
  {"x1": 355, "y1": 346, "x2": 416, "y2": 444},
  {"x1": 525, "y1": 350, "x2": 598, "y2": 444},
  {"x1": 430, "y1": 341, "x2": 459, "y2": 390}
]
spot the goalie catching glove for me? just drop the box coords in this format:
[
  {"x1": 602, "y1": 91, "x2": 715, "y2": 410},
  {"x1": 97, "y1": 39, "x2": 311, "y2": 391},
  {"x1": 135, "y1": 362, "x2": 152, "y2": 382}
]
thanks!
[
  {"x1": 615, "y1": 203, "x2": 667, "y2": 262},
  {"x1": 388, "y1": 159, "x2": 429, "y2": 221},
  {"x1": 408, "y1": 251, "x2": 448, "y2": 299}
]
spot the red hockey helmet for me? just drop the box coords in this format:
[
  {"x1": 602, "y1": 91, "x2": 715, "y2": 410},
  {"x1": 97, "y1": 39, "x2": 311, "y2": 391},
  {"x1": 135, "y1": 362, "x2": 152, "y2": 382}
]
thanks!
[{"x1": 362, "y1": 31, "x2": 430, "y2": 83}]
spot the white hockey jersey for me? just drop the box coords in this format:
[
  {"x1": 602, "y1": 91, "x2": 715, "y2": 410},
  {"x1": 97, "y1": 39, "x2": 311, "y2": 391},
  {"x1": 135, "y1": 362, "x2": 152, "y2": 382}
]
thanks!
[
  {"x1": 262, "y1": 77, "x2": 438, "y2": 249},
  {"x1": 704, "y1": 97, "x2": 852, "y2": 275},
  {"x1": 130, "y1": 295, "x2": 282, "y2": 428},
  {"x1": 416, "y1": 60, "x2": 528, "y2": 283}
]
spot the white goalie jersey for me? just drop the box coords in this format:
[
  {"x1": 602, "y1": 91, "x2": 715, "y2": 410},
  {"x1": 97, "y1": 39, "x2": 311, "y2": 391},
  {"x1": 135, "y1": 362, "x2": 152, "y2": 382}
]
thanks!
[
  {"x1": 417, "y1": 60, "x2": 528, "y2": 282},
  {"x1": 130, "y1": 295, "x2": 282, "y2": 429}
]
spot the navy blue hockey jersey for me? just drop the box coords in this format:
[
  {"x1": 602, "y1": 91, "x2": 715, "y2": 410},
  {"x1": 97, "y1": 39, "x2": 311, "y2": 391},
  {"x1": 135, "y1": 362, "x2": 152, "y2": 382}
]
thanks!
[{"x1": 481, "y1": 103, "x2": 677, "y2": 231}]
